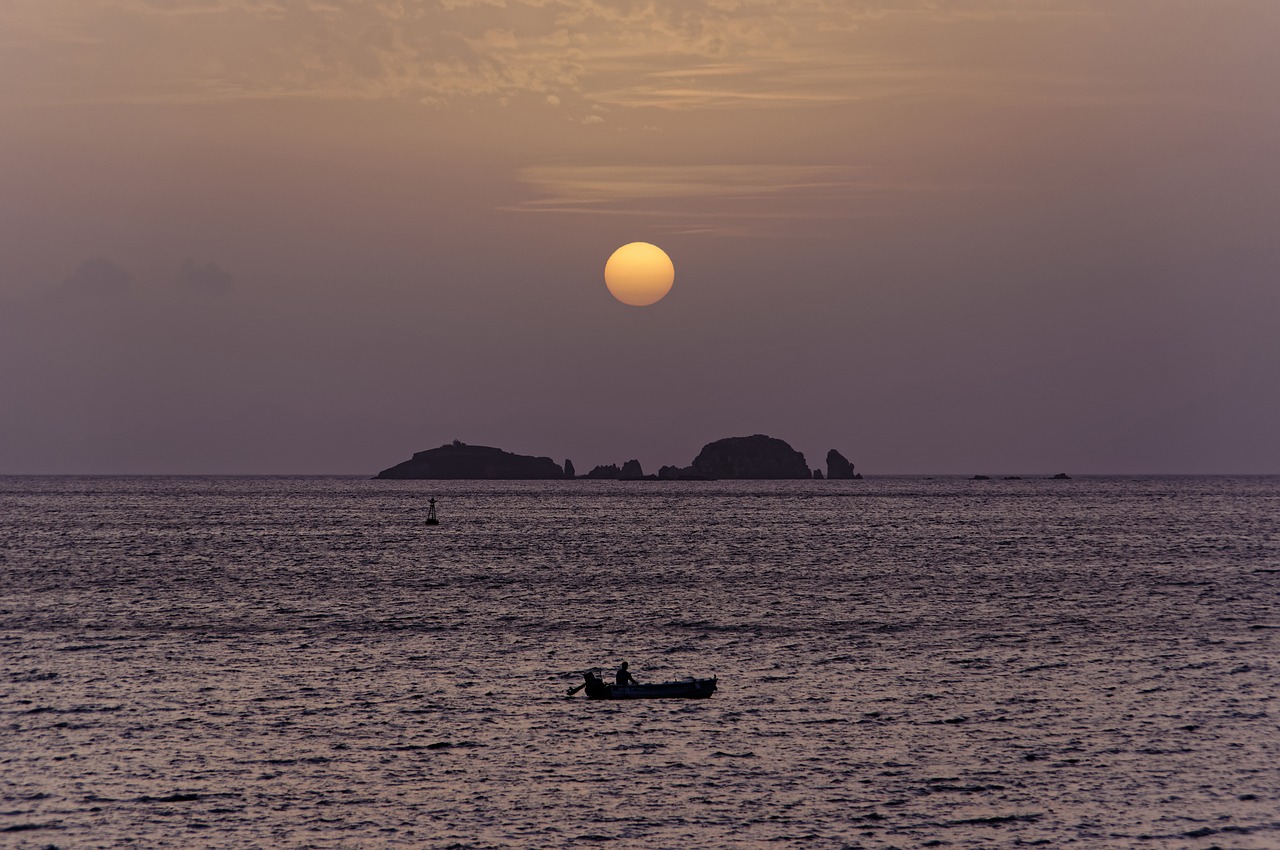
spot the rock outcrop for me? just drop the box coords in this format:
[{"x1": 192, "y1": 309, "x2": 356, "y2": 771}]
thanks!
[
  {"x1": 376, "y1": 441, "x2": 563, "y2": 479},
  {"x1": 658, "y1": 465, "x2": 712, "y2": 480},
  {"x1": 619, "y1": 459, "x2": 645, "y2": 480},
  {"x1": 812, "y1": 468, "x2": 824, "y2": 480},
  {"x1": 825, "y1": 449, "x2": 858, "y2": 480},
  {"x1": 690, "y1": 435, "x2": 810, "y2": 480},
  {"x1": 564, "y1": 459, "x2": 575, "y2": 479},
  {"x1": 585, "y1": 460, "x2": 656, "y2": 480}
]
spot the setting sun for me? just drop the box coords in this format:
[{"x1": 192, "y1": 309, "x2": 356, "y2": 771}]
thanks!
[{"x1": 604, "y1": 242, "x2": 674, "y2": 307}]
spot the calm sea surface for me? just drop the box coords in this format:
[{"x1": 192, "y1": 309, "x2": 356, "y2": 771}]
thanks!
[{"x1": 1, "y1": 476, "x2": 1278, "y2": 849}]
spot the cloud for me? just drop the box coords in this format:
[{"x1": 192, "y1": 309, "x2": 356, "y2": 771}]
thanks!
[
  {"x1": 0, "y1": 0, "x2": 1133, "y2": 111},
  {"x1": 176, "y1": 259, "x2": 234, "y2": 293},
  {"x1": 119, "y1": 0, "x2": 288, "y2": 15},
  {"x1": 59, "y1": 257, "x2": 133, "y2": 297},
  {"x1": 505, "y1": 162, "x2": 901, "y2": 234},
  {"x1": 516, "y1": 163, "x2": 862, "y2": 203}
]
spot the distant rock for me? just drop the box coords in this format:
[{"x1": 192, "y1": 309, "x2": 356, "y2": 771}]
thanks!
[
  {"x1": 1004, "y1": 476, "x2": 1022, "y2": 480},
  {"x1": 972, "y1": 475, "x2": 991, "y2": 480},
  {"x1": 826, "y1": 449, "x2": 858, "y2": 480},
  {"x1": 585, "y1": 464, "x2": 621, "y2": 480},
  {"x1": 1052, "y1": 472, "x2": 1071, "y2": 480},
  {"x1": 376, "y1": 441, "x2": 563, "y2": 479},
  {"x1": 658, "y1": 465, "x2": 712, "y2": 480},
  {"x1": 813, "y1": 468, "x2": 824, "y2": 480},
  {"x1": 691, "y1": 435, "x2": 810, "y2": 480},
  {"x1": 564, "y1": 459, "x2": 575, "y2": 479},
  {"x1": 619, "y1": 459, "x2": 645, "y2": 480}
]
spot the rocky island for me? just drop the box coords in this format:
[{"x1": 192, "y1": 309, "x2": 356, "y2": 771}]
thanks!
[
  {"x1": 825, "y1": 449, "x2": 862, "y2": 480},
  {"x1": 377, "y1": 435, "x2": 860, "y2": 480},
  {"x1": 375, "y1": 441, "x2": 564, "y2": 479},
  {"x1": 690, "y1": 435, "x2": 812, "y2": 480}
]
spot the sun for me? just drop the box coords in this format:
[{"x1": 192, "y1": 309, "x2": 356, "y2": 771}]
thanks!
[{"x1": 604, "y1": 242, "x2": 674, "y2": 307}]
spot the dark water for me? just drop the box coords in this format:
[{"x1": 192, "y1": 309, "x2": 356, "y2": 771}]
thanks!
[{"x1": 2, "y1": 476, "x2": 1278, "y2": 849}]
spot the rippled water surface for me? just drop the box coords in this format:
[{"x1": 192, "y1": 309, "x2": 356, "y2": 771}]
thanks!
[{"x1": 2, "y1": 476, "x2": 1278, "y2": 849}]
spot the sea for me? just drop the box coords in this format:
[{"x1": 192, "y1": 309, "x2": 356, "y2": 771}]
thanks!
[{"x1": 1, "y1": 475, "x2": 1278, "y2": 849}]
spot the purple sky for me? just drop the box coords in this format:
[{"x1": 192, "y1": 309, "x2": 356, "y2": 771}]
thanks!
[{"x1": 1, "y1": 1, "x2": 1277, "y2": 474}]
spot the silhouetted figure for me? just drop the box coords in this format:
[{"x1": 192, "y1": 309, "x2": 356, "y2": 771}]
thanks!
[
  {"x1": 425, "y1": 497, "x2": 438, "y2": 526},
  {"x1": 616, "y1": 662, "x2": 638, "y2": 687}
]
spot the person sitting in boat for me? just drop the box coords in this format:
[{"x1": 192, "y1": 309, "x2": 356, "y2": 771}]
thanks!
[{"x1": 616, "y1": 662, "x2": 638, "y2": 687}]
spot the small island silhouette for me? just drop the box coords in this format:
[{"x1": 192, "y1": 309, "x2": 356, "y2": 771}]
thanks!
[
  {"x1": 374, "y1": 435, "x2": 863, "y2": 480},
  {"x1": 376, "y1": 440, "x2": 563, "y2": 479}
]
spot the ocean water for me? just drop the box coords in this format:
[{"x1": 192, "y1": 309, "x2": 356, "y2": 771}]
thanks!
[{"x1": 1, "y1": 475, "x2": 1278, "y2": 849}]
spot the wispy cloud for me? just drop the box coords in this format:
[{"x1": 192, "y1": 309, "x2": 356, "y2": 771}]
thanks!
[
  {"x1": 505, "y1": 163, "x2": 931, "y2": 234},
  {"x1": 515, "y1": 164, "x2": 866, "y2": 204},
  {"x1": 58, "y1": 257, "x2": 133, "y2": 298},
  {"x1": 0, "y1": 0, "x2": 1130, "y2": 111},
  {"x1": 176, "y1": 259, "x2": 234, "y2": 294}
]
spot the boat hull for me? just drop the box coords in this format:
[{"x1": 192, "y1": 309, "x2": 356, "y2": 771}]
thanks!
[{"x1": 584, "y1": 677, "x2": 717, "y2": 700}]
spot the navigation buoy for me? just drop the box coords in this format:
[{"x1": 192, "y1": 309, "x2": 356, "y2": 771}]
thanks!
[{"x1": 426, "y1": 497, "x2": 439, "y2": 526}]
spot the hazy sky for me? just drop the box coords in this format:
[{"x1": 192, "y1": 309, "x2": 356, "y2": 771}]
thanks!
[{"x1": 2, "y1": 0, "x2": 1277, "y2": 474}]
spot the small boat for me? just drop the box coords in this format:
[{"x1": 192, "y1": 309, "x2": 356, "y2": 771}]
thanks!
[{"x1": 572, "y1": 671, "x2": 717, "y2": 700}]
